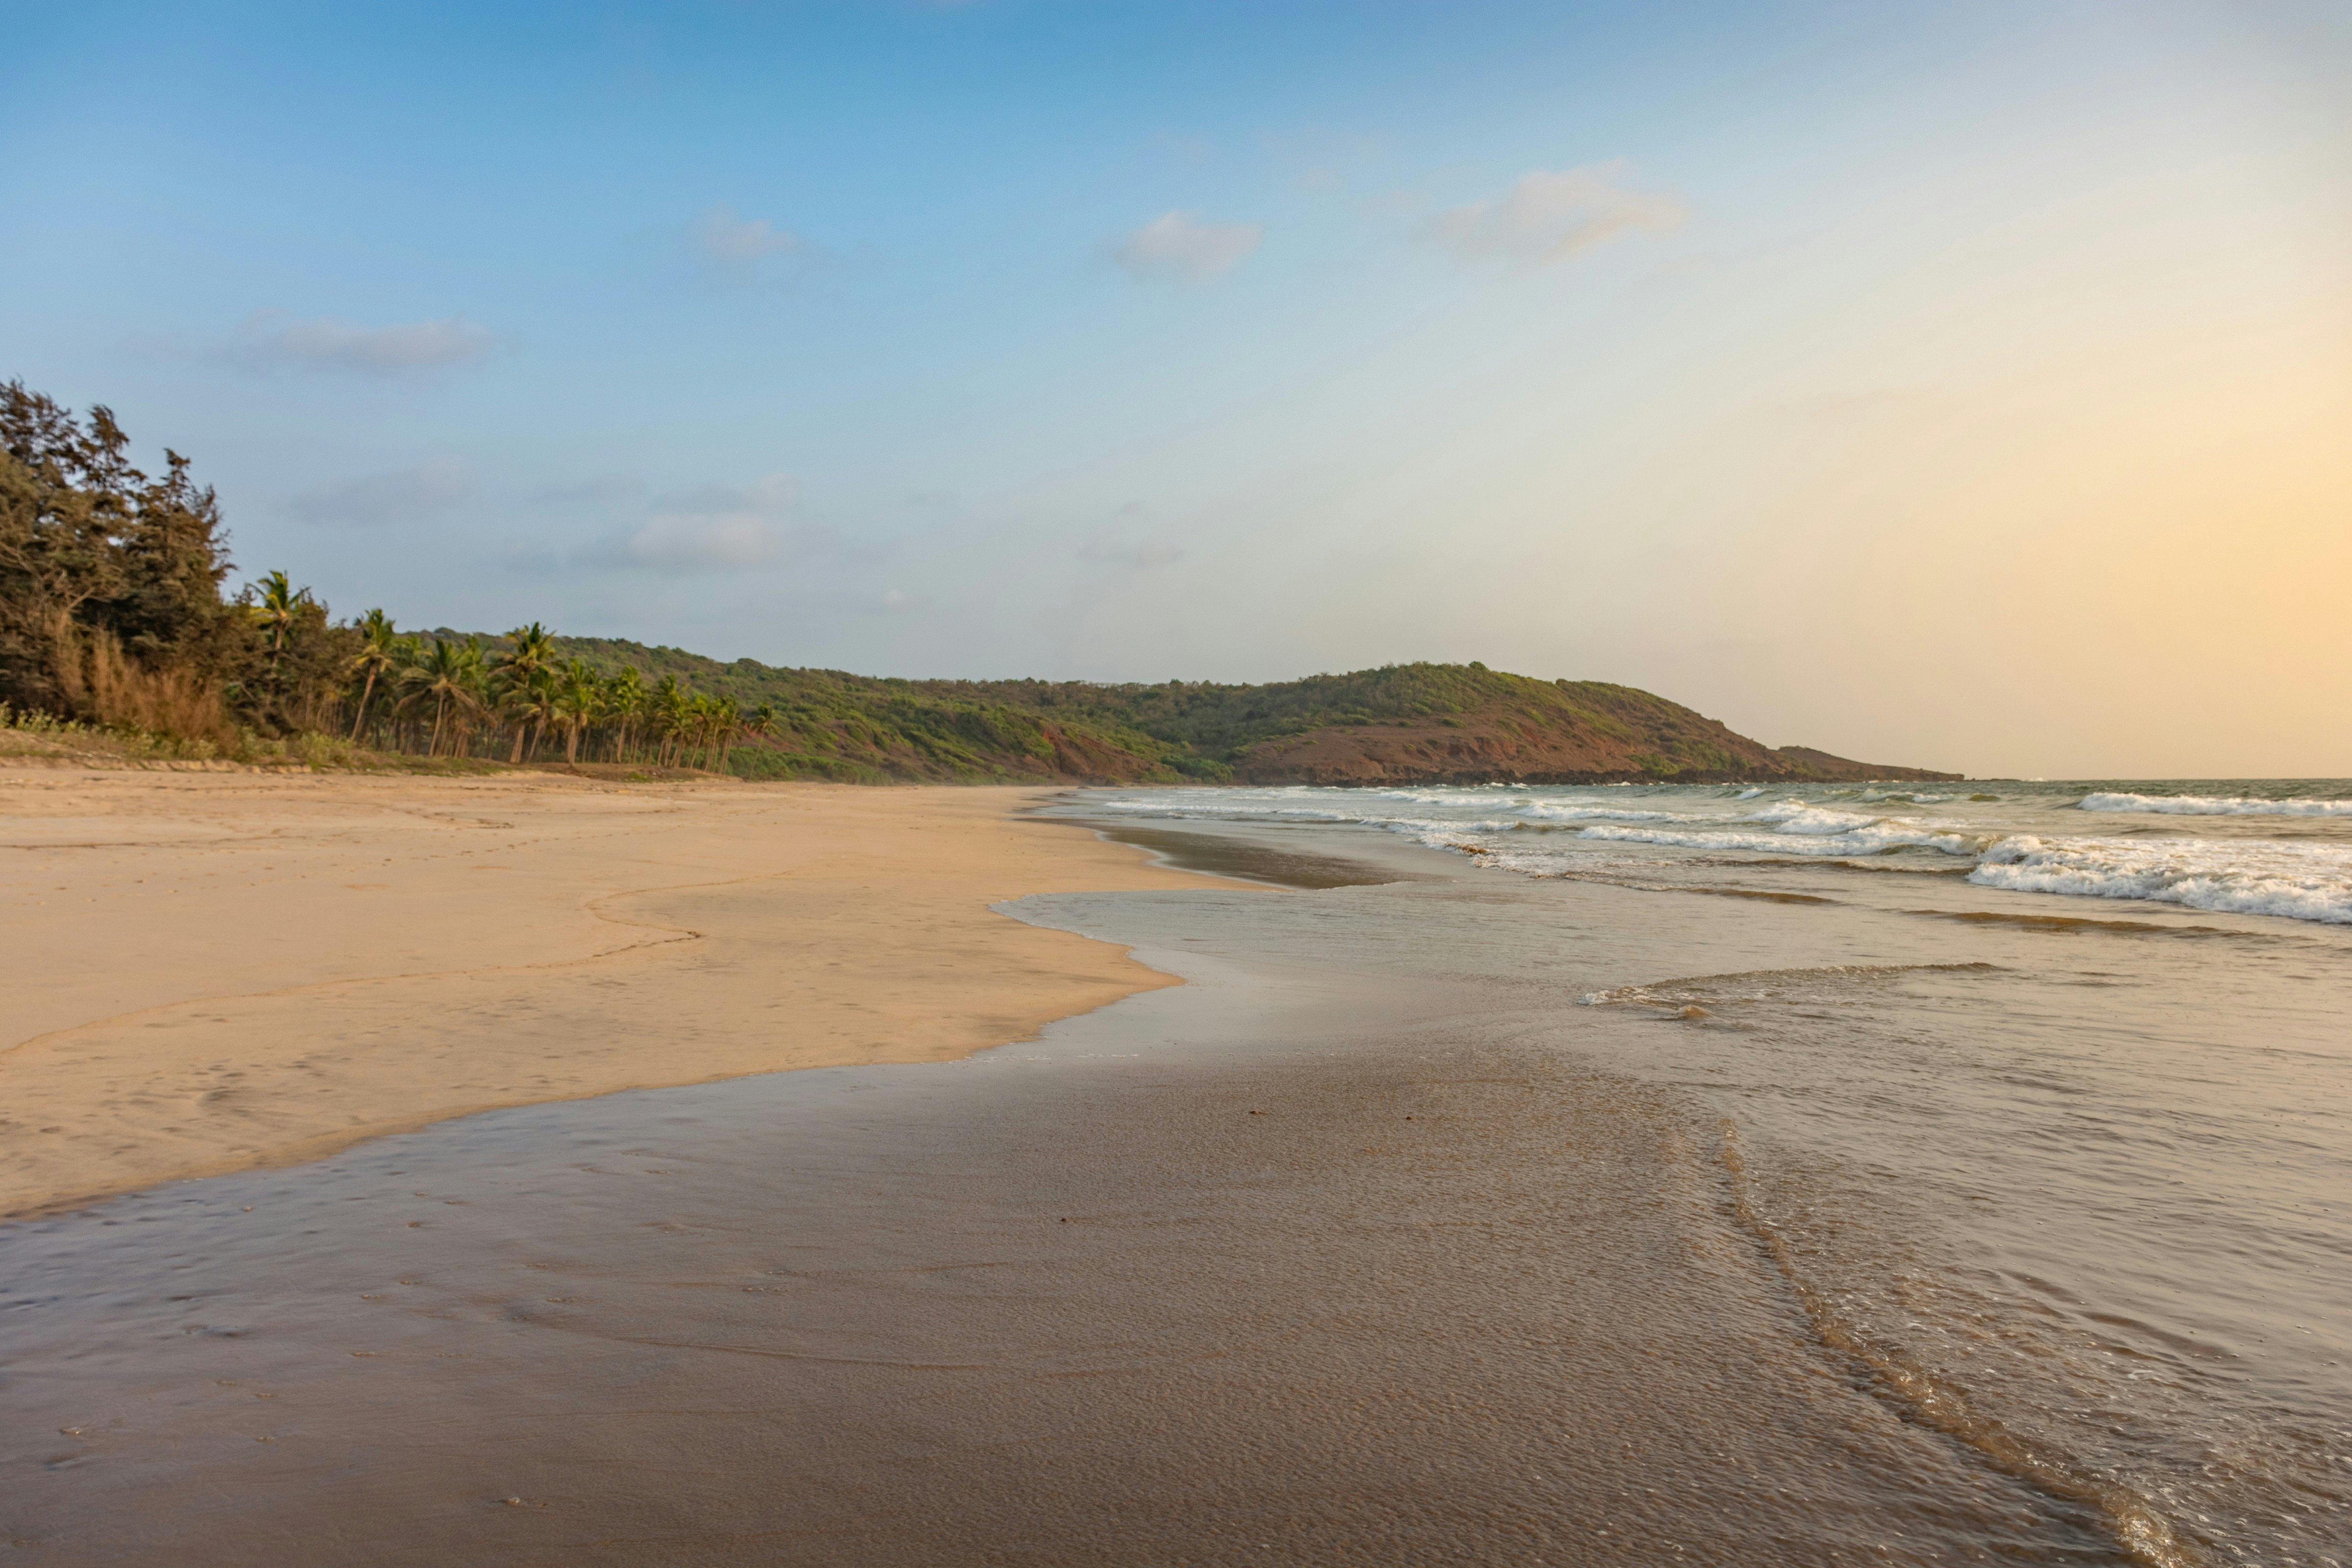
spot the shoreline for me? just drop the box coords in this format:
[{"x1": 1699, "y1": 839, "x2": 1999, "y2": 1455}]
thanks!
[
  {"x1": 0, "y1": 769, "x2": 1244, "y2": 1219},
  {"x1": 0, "y1": 827, "x2": 2140, "y2": 1567},
  {"x1": 8, "y1": 783, "x2": 2340, "y2": 1563}
]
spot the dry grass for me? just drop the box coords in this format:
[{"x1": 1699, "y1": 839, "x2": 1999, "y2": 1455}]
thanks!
[
  {"x1": 52, "y1": 630, "x2": 235, "y2": 745},
  {"x1": 0, "y1": 705, "x2": 527, "y2": 775}
]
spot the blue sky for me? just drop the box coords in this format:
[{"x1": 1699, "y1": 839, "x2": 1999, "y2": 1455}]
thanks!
[{"x1": 5, "y1": 1, "x2": 2347, "y2": 774}]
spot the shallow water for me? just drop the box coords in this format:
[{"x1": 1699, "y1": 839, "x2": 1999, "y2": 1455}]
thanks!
[
  {"x1": 1057, "y1": 787, "x2": 2352, "y2": 1565},
  {"x1": 3, "y1": 790, "x2": 2346, "y2": 1565}
]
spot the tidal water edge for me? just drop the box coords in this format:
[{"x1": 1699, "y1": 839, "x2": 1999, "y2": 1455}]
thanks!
[{"x1": 4, "y1": 783, "x2": 2346, "y2": 1566}]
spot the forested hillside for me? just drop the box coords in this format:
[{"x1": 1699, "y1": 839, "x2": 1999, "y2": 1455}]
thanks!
[
  {"x1": 548, "y1": 637, "x2": 1958, "y2": 784},
  {"x1": 3, "y1": 382, "x2": 1954, "y2": 783}
]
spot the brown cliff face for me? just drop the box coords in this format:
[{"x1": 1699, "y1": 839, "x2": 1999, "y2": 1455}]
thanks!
[
  {"x1": 1232, "y1": 723, "x2": 1957, "y2": 785},
  {"x1": 1228, "y1": 689, "x2": 1960, "y2": 786}
]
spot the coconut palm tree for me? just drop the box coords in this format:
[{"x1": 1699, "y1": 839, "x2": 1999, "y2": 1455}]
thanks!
[
  {"x1": 603, "y1": 665, "x2": 645, "y2": 762},
  {"x1": 549, "y1": 658, "x2": 602, "y2": 765},
  {"x1": 250, "y1": 570, "x2": 303, "y2": 669},
  {"x1": 345, "y1": 608, "x2": 399, "y2": 742},
  {"x1": 678, "y1": 688, "x2": 714, "y2": 767},
  {"x1": 502, "y1": 622, "x2": 554, "y2": 681},
  {"x1": 495, "y1": 621, "x2": 559, "y2": 761},
  {"x1": 649, "y1": 675, "x2": 687, "y2": 766},
  {"x1": 399, "y1": 637, "x2": 483, "y2": 757},
  {"x1": 704, "y1": 694, "x2": 742, "y2": 773}
]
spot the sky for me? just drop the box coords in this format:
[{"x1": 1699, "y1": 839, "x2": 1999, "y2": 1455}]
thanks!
[{"x1": 4, "y1": 0, "x2": 2347, "y2": 779}]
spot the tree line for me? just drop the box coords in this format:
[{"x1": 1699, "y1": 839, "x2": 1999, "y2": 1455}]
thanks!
[
  {"x1": 338, "y1": 608, "x2": 776, "y2": 767},
  {"x1": 1, "y1": 380, "x2": 768, "y2": 769}
]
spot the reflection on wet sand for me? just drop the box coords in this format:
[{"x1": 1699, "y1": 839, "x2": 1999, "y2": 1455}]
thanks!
[{"x1": 0, "y1": 944, "x2": 2122, "y2": 1567}]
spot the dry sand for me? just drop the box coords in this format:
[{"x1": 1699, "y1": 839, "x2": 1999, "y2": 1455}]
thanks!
[{"x1": 0, "y1": 767, "x2": 1236, "y2": 1218}]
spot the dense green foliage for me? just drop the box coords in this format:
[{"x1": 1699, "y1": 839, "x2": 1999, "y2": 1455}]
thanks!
[
  {"x1": 541, "y1": 637, "x2": 1174, "y2": 782},
  {"x1": 540, "y1": 639, "x2": 1833, "y2": 782},
  {"x1": 1, "y1": 382, "x2": 278, "y2": 738}
]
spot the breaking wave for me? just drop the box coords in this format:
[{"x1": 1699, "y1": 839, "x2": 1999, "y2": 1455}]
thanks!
[
  {"x1": 1078, "y1": 782, "x2": 2352, "y2": 927},
  {"x1": 2078, "y1": 792, "x2": 2352, "y2": 818},
  {"x1": 1970, "y1": 837, "x2": 2352, "y2": 925},
  {"x1": 1574, "y1": 821, "x2": 1987, "y2": 858}
]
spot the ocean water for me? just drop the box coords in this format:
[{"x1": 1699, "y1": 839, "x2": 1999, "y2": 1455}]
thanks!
[
  {"x1": 1077, "y1": 779, "x2": 2352, "y2": 927},
  {"x1": 1057, "y1": 781, "x2": 2352, "y2": 1566}
]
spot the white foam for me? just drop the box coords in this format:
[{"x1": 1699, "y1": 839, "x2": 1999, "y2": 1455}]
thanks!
[
  {"x1": 1970, "y1": 836, "x2": 2352, "y2": 925},
  {"x1": 1512, "y1": 800, "x2": 1689, "y2": 824},
  {"x1": 1081, "y1": 783, "x2": 2352, "y2": 927},
  {"x1": 1576, "y1": 822, "x2": 1986, "y2": 858},
  {"x1": 1743, "y1": 803, "x2": 1890, "y2": 834},
  {"x1": 2077, "y1": 792, "x2": 2352, "y2": 818}
]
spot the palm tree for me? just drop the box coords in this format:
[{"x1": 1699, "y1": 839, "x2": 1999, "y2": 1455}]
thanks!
[
  {"x1": 708, "y1": 695, "x2": 743, "y2": 773},
  {"x1": 400, "y1": 637, "x2": 483, "y2": 757},
  {"x1": 496, "y1": 622, "x2": 558, "y2": 762},
  {"x1": 604, "y1": 665, "x2": 646, "y2": 762},
  {"x1": 649, "y1": 676, "x2": 686, "y2": 766},
  {"x1": 383, "y1": 634, "x2": 424, "y2": 748},
  {"x1": 345, "y1": 609, "x2": 399, "y2": 742},
  {"x1": 684, "y1": 693, "x2": 727, "y2": 769},
  {"x1": 550, "y1": 659, "x2": 602, "y2": 765},
  {"x1": 502, "y1": 622, "x2": 554, "y2": 681},
  {"x1": 250, "y1": 570, "x2": 302, "y2": 669}
]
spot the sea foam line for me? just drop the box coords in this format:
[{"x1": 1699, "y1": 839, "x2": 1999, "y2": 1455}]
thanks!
[
  {"x1": 1969, "y1": 836, "x2": 2352, "y2": 925},
  {"x1": 2077, "y1": 792, "x2": 2352, "y2": 817}
]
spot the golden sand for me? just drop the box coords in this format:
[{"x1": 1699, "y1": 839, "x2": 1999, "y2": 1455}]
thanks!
[{"x1": 0, "y1": 769, "x2": 1236, "y2": 1217}]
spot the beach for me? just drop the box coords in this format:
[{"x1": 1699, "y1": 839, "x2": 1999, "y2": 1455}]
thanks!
[
  {"x1": 0, "y1": 770, "x2": 1232, "y2": 1218},
  {"x1": 4, "y1": 773, "x2": 2349, "y2": 1565}
]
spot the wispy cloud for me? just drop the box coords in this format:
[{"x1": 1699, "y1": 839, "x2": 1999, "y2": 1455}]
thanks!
[
  {"x1": 623, "y1": 513, "x2": 784, "y2": 570},
  {"x1": 691, "y1": 205, "x2": 803, "y2": 277},
  {"x1": 290, "y1": 459, "x2": 471, "y2": 525},
  {"x1": 1425, "y1": 162, "x2": 1685, "y2": 267},
  {"x1": 603, "y1": 473, "x2": 835, "y2": 573},
  {"x1": 529, "y1": 473, "x2": 647, "y2": 508},
  {"x1": 1113, "y1": 211, "x2": 1263, "y2": 284},
  {"x1": 227, "y1": 313, "x2": 499, "y2": 374}
]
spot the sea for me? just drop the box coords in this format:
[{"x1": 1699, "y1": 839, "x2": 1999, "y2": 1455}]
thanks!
[
  {"x1": 1050, "y1": 779, "x2": 2352, "y2": 1566},
  {"x1": 4, "y1": 779, "x2": 2346, "y2": 1566}
]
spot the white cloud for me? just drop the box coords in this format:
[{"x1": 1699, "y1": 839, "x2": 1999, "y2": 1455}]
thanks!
[
  {"x1": 1113, "y1": 211, "x2": 1263, "y2": 283},
  {"x1": 529, "y1": 473, "x2": 646, "y2": 507},
  {"x1": 666, "y1": 473, "x2": 798, "y2": 516},
  {"x1": 693, "y1": 205, "x2": 801, "y2": 265},
  {"x1": 614, "y1": 472, "x2": 805, "y2": 573},
  {"x1": 624, "y1": 513, "x2": 783, "y2": 570},
  {"x1": 290, "y1": 459, "x2": 471, "y2": 525},
  {"x1": 229, "y1": 313, "x2": 498, "y2": 374},
  {"x1": 1425, "y1": 162, "x2": 1685, "y2": 267}
]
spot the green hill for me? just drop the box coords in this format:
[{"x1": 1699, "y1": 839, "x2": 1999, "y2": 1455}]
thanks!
[
  {"x1": 536, "y1": 637, "x2": 1958, "y2": 785},
  {"x1": 0, "y1": 386, "x2": 1955, "y2": 784}
]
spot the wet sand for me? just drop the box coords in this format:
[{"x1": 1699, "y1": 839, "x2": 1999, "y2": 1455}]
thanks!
[
  {"x1": 0, "y1": 770, "x2": 1233, "y2": 1217},
  {"x1": 1, "y1": 879, "x2": 2125, "y2": 1566}
]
